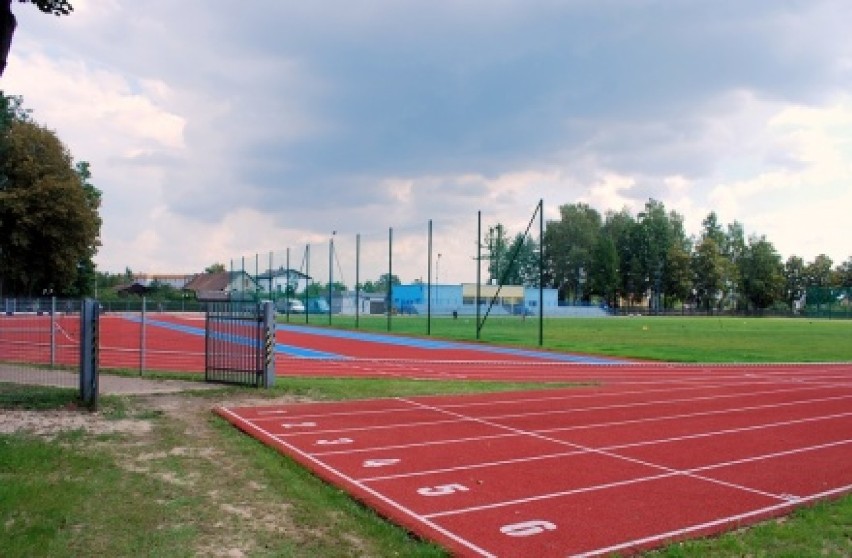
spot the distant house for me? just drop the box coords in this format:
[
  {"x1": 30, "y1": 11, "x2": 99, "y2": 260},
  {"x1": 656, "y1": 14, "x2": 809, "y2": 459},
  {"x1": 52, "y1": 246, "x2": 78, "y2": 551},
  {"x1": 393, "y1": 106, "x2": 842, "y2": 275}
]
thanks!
[
  {"x1": 254, "y1": 267, "x2": 312, "y2": 296},
  {"x1": 184, "y1": 271, "x2": 260, "y2": 302},
  {"x1": 131, "y1": 273, "x2": 197, "y2": 289}
]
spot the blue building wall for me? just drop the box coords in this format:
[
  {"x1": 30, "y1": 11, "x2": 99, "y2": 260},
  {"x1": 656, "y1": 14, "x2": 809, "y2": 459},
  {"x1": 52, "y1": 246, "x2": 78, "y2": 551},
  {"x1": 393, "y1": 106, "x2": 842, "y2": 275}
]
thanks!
[{"x1": 392, "y1": 284, "x2": 557, "y2": 314}]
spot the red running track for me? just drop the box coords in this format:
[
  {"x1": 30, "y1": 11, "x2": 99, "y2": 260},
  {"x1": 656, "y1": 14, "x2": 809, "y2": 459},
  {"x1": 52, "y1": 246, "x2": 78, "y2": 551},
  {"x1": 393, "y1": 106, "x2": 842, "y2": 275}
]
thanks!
[{"x1": 218, "y1": 365, "x2": 852, "y2": 557}]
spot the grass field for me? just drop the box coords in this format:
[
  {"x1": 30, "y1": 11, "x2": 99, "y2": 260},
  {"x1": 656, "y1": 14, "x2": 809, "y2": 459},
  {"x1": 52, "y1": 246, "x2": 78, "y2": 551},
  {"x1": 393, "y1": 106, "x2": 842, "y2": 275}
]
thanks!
[
  {"x1": 2, "y1": 316, "x2": 851, "y2": 557},
  {"x1": 282, "y1": 314, "x2": 852, "y2": 363}
]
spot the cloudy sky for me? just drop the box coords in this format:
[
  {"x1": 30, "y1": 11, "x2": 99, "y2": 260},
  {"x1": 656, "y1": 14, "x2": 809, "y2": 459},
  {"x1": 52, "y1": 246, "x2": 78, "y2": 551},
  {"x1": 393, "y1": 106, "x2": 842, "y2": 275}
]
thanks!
[{"x1": 3, "y1": 0, "x2": 851, "y2": 284}]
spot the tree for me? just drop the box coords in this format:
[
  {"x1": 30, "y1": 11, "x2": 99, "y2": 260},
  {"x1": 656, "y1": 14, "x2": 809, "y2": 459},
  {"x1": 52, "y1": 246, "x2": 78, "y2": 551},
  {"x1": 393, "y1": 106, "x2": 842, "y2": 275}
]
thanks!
[
  {"x1": 2, "y1": 1, "x2": 73, "y2": 76},
  {"x1": 739, "y1": 236, "x2": 784, "y2": 310},
  {"x1": 0, "y1": 95, "x2": 100, "y2": 296},
  {"x1": 511, "y1": 233, "x2": 540, "y2": 286},
  {"x1": 483, "y1": 223, "x2": 510, "y2": 284},
  {"x1": 375, "y1": 273, "x2": 401, "y2": 292},
  {"x1": 66, "y1": 160, "x2": 101, "y2": 296},
  {"x1": 692, "y1": 236, "x2": 724, "y2": 311},
  {"x1": 663, "y1": 242, "x2": 693, "y2": 307},
  {"x1": 543, "y1": 203, "x2": 601, "y2": 302},
  {"x1": 805, "y1": 254, "x2": 834, "y2": 307},
  {"x1": 805, "y1": 254, "x2": 833, "y2": 288},
  {"x1": 602, "y1": 208, "x2": 635, "y2": 306},
  {"x1": 589, "y1": 234, "x2": 618, "y2": 307},
  {"x1": 835, "y1": 257, "x2": 852, "y2": 288},
  {"x1": 783, "y1": 255, "x2": 807, "y2": 312},
  {"x1": 205, "y1": 262, "x2": 226, "y2": 273}
]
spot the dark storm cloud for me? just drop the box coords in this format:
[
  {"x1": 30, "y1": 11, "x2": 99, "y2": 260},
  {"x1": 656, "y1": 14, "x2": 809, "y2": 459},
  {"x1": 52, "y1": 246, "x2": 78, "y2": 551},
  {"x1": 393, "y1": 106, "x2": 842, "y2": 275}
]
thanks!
[{"x1": 185, "y1": 0, "x2": 852, "y2": 208}]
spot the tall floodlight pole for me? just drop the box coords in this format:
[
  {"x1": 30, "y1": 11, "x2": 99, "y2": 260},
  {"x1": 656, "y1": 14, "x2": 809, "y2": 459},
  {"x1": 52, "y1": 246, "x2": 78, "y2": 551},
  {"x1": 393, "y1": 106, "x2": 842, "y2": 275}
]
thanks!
[
  {"x1": 539, "y1": 198, "x2": 544, "y2": 346},
  {"x1": 286, "y1": 248, "x2": 290, "y2": 319},
  {"x1": 427, "y1": 220, "x2": 432, "y2": 335},
  {"x1": 387, "y1": 227, "x2": 393, "y2": 332},
  {"x1": 328, "y1": 231, "x2": 335, "y2": 325},
  {"x1": 355, "y1": 234, "x2": 360, "y2": 328},
  {"x1": 304, "y1": 245, "x2": 310, "y2": 324},
  {"x1": 476, "y1": 211, "x2": 482, "y2": 340}
]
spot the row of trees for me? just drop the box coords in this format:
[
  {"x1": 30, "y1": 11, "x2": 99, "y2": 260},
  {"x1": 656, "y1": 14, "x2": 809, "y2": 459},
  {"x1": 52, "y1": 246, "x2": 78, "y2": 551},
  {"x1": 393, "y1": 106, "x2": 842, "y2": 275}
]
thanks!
[
  {"x1": 486, "y1": 200, "x2": 851, "y2": 312},
  {"x1": 0, "y1": 92, "x2": 102, "y2": 297}
]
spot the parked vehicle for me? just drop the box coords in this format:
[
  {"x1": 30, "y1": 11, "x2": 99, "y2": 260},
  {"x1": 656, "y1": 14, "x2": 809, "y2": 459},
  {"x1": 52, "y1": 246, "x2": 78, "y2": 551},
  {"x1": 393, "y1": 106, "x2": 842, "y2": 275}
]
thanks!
[{"x1": 276, "y1": 299, "x2": 305, "y2": 314}]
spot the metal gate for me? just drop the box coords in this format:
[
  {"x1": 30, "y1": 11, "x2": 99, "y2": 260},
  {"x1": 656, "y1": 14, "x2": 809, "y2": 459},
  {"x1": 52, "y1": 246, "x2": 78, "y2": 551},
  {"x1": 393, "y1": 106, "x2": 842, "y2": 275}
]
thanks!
[{"x1": 205, "y1": 301, "x2": 275, "y2": 387}]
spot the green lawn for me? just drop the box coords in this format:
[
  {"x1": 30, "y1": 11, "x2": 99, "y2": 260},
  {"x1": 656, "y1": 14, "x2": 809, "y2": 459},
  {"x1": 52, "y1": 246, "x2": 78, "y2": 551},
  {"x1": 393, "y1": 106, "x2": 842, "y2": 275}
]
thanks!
[{"x1": 281, "y1": 314, "x2": 852, "y2": 362}]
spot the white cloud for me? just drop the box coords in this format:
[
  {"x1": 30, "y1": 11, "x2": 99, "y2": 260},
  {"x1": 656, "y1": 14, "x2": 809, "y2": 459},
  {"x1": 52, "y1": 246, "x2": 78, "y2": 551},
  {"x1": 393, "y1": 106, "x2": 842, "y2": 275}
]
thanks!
[{"x1": 3, "y1": 0, "x2": 851, "y2": 283}]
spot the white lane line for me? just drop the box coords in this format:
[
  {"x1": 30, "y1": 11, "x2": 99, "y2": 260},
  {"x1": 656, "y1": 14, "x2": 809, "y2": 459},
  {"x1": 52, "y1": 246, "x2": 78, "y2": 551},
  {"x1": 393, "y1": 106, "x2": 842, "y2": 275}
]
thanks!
[
  {"x1": 397, "y1": 398, "x2": 825, "y2": 504},
  {"x1": 581, "y1": 485, "x2": 852, "y2": 558},
  {"x1": 248, "y1": 381, "x2": 830, "y2": 421},
  {"x1": 216, "y1": 406, "x2": 498, "y2": 558},
  {"x1": 590, "y1": 411, "x2": 852, "y2": 453},
  {"x1": 421, "y1": 440, "x2": 852, "y2": 520},
  {"x1": 691, "y1": 438, "x2": 851, "y2": 475},
  {"x1": 265, "y1": 387, "x2": 850, "y2": 439},
  {"x1": 312, "y1": 393, "x2": 852, "y2": 456},
  {"x1": 359, "y1": 416, "x2": 852, "y2": 484}
]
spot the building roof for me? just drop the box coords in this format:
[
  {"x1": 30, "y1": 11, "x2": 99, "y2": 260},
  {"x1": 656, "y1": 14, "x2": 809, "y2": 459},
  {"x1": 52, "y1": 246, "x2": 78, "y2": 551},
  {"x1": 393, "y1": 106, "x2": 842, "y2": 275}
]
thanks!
[
  {"x1": 184, "y1": 271, "x2": 233, "y2": 292},
  {"x1": 255, "y1": 267, "x2": 311, "y2": 281},
  {"x1": 184, "y1": 271, "x2": 256, "y2": 301}
]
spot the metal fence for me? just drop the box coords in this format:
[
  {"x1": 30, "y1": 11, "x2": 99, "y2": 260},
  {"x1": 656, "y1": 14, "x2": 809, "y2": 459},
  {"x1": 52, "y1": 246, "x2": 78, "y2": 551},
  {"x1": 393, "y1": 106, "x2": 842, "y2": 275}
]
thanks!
[
  {"x1": 0, "y1": 297, "x2": 98, "y2": 406},
  {"x1": 205, "y1": 301, "x2": 275, "y2": 387}
]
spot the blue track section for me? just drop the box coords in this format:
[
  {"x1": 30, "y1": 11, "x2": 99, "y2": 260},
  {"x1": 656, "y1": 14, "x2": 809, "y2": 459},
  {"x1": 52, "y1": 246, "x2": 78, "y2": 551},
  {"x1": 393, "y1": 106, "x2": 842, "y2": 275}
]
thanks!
[
  {"x1": 279, "y1": 324, "x2": 627, "y2": 364},
  {"x1": 121, "y1": 315, "x2": 344, "y2": 359},
  {"x1": 121, "y1": 315, "x2": 626, "y2": 364}
]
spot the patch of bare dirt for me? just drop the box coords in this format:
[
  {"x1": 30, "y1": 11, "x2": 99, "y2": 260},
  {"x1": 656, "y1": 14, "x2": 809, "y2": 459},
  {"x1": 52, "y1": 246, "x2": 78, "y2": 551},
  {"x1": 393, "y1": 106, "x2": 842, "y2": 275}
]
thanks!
[
  {"x1": 0, "y1": 408, "x2": 152, "y2": 438},
  {"x1": 2, "y1": 389, "x2": 376, "y2": 557}
]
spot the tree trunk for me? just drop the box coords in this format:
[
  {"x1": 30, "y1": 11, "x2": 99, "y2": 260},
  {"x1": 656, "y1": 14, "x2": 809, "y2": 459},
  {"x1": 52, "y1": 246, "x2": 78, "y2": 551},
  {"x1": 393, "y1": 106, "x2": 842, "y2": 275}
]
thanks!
[{"x1": 1, "y1": 0, "x2": 15, "y2": 76}]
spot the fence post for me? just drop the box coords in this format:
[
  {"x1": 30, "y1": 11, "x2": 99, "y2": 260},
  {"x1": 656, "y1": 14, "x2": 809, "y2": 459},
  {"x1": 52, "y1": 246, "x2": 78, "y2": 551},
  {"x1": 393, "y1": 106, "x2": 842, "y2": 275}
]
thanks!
[
  {"x1": 262, "y1": 301, "x2": 276, "y2": 388},
  {"x1": 50, "y1": 296, "x2": 56, "y2": 367},
  {"x1": 140, "y1": 296, "x2": 147, "y2": 375},
  {"x1": 79, "y1": 298, "x2": 99, "y2": 409}
]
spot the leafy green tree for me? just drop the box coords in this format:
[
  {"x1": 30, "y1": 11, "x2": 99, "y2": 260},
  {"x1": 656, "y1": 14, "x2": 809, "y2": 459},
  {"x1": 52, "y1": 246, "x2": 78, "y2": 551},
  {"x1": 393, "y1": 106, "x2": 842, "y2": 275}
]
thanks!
[
  {"x1": 805, "y1": 254, "x2": 833, "y2": 288},
  {"x1": 375, "y1": 273, "x2": 401, "y2": 292},
  {"x1": 602, "y1": 208, "x2": 635, "y2": 306},
  {"x1": 205, "y1": 262, "x2": 226, "y2": 273},
  {"x1": 739, "y1": 236, "x2": 784, "y2": 310},
  {"x1": 65, "y1": 160, "x2": 101, "y2": 296},
  {"x1": 544, "y1": 203, "x2": 601, "y2": 302},
  {"x1": 2, "y1": 1, "x2": 73, "y2": 76},
  {"x1": 0, "y1": 97, "x2": 100, "y2": 296},
  {"x1": 723, "y1": 221, "x2": 746, "y2": 308},
  {"x1": 835, "y1": 257, "x2": 852, "y2": 287},
  {"x1": 692, "y1": 236, "x2": 725, "y2": 311},
  {"x1": 482, "y1": 223, "x2": 515, "y2": 285},
  {"x1": 783, "y1": 255, "x2": 807, "y2": 311},
  {"x1": 664, "y1": 241, "x2": 693, "y2": 307},
  {"x1": 589, "y1": 234, "x2": 618, "y2": 307},
  {"x1": 635, "y1": 199, "x2": 685, "y2": 310},
  {"x1": 805, "y1": 254, "x2": 834, "y2": 307}
]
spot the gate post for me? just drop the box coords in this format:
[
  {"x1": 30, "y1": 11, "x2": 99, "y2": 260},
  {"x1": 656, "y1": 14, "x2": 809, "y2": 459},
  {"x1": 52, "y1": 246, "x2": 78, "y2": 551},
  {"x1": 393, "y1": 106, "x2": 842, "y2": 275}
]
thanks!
[
  {"x1": 262, "y1": 301, "x2": 276, "y2": 388},
  {"x1": 79, "y1": 298, "x2": 99, "y2": 409}
]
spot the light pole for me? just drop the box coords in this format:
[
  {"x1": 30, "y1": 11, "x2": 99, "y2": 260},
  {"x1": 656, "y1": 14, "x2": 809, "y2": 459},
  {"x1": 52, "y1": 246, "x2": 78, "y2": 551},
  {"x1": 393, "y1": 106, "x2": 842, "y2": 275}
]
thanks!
[{"x1": 328, "y1": 231, "x2": 335, "y2": 325}]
